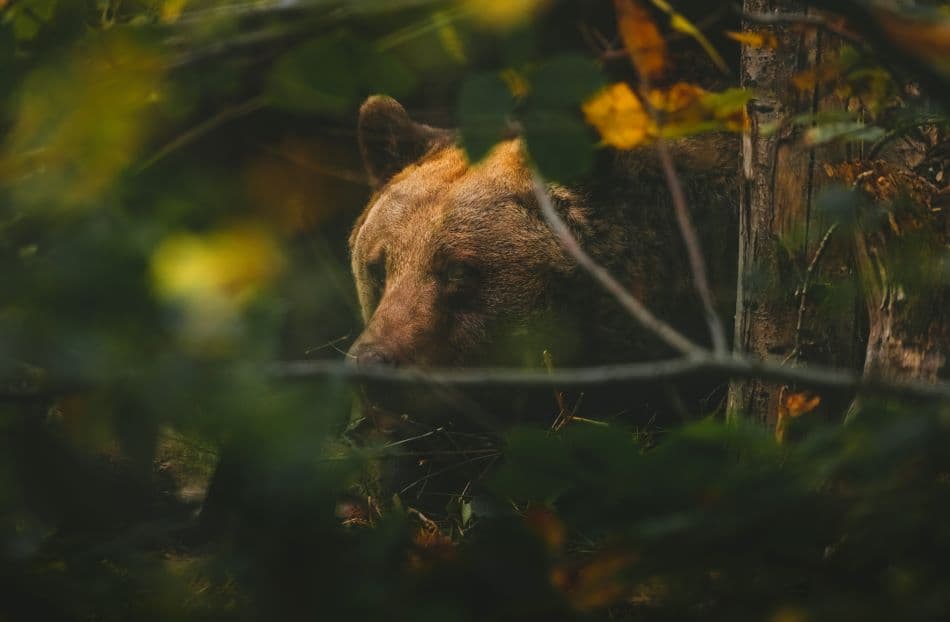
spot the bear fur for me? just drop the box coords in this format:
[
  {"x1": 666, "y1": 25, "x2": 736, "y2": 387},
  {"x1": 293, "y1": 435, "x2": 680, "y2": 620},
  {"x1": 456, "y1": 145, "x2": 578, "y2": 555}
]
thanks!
[{"x1": 347, "y1": 95, "x2": 738, "y2": 384}]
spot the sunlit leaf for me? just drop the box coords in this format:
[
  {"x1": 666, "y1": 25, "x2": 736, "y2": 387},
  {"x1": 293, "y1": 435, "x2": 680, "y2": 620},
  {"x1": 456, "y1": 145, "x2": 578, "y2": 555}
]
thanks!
[
  {"x1": 582, "y1": 82, "x2": 652, "y2": 149},
  {"x1": 434, "y1": 10, "x2": 467, "y2": 63},
  {"x1": 161, "y1": 0, "x2": 188, "y2": 24},
  {"x1": 150, "y1": 223, "x2": 285, "y2": 345},
  {"x1": 0, "y1": 33, "x2": 164, "y2": 208},
  {"x1": 501, "y1": 68, "x2": 530, "y2": 100},
  {"x1": 698, "y1": 87, "x2": 752, "y2": 132},
  {"x1": 614, "y1": 0, "x2": 668, "y2": 81},
  {"x1": 463, "y1": 0, "x2": 549, "y2": 29},
  {"x1": 583, "y1": 82, "x2": 749, "y2": 148}
]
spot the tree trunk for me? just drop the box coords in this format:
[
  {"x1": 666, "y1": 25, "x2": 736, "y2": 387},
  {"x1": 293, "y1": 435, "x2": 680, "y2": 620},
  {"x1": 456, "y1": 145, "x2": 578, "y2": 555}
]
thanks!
[
  {"x1": 728, "y1": 1, "x2": 859, "y2": 425},
  {"x1": 730, "y1": 1, "x2": 948, "y2": 426},
  {"x1": 849, "y1": 162, "x2": 950, "y2": 386}
]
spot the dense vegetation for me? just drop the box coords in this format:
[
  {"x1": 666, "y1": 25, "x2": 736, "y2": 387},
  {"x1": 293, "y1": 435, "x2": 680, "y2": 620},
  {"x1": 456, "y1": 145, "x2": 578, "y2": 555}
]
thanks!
[{"x1": 1, "y1": 1, "x2": 948, "y2": 620}]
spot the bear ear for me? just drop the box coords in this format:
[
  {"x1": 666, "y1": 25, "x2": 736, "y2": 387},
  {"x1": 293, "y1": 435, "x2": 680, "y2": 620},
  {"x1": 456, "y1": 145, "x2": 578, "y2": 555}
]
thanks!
[{"x1": 358, "y1": 95, "x2": 452, "y2": 188}]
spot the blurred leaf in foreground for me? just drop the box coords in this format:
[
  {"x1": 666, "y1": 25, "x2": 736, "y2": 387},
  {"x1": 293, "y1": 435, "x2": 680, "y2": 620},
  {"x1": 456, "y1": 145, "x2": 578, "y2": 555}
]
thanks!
[
  {"x1": 458, "y1": 71, "x2": 514, "y2": 162},
  {"x1": 268, "y1": 31, "x2": 415, "y2": 116},
  {"x1": 463, "y1": 0, "x2": 549, "y2": 30},
  {"x1": 0, "y1": 33, "x2": 164, "y2": 209},
  {"x1": 614, "y1": 0, "x2": 668, "y2": 81},
  {"x1": 582, "y1": 82, "x2": 652, "y2": 149},
  {"x1": 583, "y1": 82, "x2": 751, "y2": 148},
  {"x1": 150, "y1": 223, "x2": 285, "y2": 347}
]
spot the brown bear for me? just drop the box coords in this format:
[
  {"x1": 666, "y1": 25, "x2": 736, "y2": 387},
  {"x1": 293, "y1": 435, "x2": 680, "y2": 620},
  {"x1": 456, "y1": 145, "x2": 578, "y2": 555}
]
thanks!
[{"x1": 347, "y1": 95, "x2": 737, "y2": 388}]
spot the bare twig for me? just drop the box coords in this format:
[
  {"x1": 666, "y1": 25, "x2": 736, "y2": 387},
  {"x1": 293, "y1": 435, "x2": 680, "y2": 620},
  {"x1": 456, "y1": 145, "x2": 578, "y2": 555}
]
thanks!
[
  {"x1": 6, "y1": 355, "x2": 950, "y2": 405},
  {"x1": 529, "y1": 170, "x2": 704, "y2": 357},
  {"x1": 267, "y1": 356, "x2": 950, "y2": 402},
  {"x1": 139, "y1": 96, "x2": 268, "y2": 171},
  {"x1": 653, "y1": 137, "x2": 730, "y2": 354},
  {"x1": 784, "y1": 223, "x2": 839, "y2": 365},
  {"x1": 629, "y1": 77, "x2": 729, "y2": 353}
]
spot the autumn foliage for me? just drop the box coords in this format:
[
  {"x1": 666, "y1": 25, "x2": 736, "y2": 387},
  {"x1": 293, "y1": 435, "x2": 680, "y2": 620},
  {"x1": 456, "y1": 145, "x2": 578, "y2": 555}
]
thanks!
[{"x1": 0, "y1": 1, "x2": 948, "y2": 621}]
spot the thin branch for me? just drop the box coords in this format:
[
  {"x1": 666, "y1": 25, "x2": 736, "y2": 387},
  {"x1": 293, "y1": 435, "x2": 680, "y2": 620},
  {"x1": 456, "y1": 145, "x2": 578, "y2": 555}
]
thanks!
[
  {"x1": 139, "y1": 96, "x2": 268, "y2": 171},
  {"x1": 633, "y1": 84, "x2": 729, "y2": 354},
  {"x1": 5, "y1": 356, "x2": 950, "y2": 404},
  {"x1": 784, "y1": 223, "x2": 839, "y2": 365},
  {"x1": 529, "y1": 169, "x2": 704, "y2": 357},
  {"x1": 268, "y1": 356, "x2": 950, "y2": 401},
  {"x1": 654, "y1": 137, "x2": 729, "y2": 354}
]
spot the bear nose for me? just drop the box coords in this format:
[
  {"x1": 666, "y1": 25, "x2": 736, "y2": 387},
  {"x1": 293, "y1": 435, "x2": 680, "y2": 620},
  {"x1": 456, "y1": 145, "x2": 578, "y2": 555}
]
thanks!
[{"x1": 355, "y1": 346, "x2": 395, "y2": 369}]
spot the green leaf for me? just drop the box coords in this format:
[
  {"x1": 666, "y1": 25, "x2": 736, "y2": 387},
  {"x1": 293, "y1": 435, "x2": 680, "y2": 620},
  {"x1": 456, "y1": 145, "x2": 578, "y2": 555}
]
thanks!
[
  {"x1": 804, "y1": 122, "x2": 885, "y2": 146},
  {"x1": 529, "y1": 54, "x2": 605, "y2": 108},
  {"x1": 458, "y1": 72, "x2": 513, "y2": 162},
  {"x1": 267, "y1": 32, "x2": 416, "y2": 116},
  {"x1": 522, "y1": 109, "x2": 593, "y2": 181},
  {"x1": 267, "y1": 34, "x2": 360, "y2": 115}
]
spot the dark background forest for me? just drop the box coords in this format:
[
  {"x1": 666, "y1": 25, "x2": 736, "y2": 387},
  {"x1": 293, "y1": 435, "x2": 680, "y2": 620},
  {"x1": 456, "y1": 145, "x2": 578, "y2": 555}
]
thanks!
[{"x1": 1, "y1": 1, "x2": 949, "y2": 620}]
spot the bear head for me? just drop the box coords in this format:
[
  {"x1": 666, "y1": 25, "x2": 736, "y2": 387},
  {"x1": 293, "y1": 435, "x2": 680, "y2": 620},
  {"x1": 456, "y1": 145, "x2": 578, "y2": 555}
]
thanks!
[{"x1": 346, "y1": 96, "x2": 590, "y2": 370}]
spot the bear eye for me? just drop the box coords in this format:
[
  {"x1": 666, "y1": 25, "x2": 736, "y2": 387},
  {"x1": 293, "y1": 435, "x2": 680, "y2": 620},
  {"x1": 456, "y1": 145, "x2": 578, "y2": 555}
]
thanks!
[
  {"x1": 440, "y1": 261, "x2": 480, "y2": 297},
  {"x1": 366, "y1": 256, "x2": 386, "y2": 291}
]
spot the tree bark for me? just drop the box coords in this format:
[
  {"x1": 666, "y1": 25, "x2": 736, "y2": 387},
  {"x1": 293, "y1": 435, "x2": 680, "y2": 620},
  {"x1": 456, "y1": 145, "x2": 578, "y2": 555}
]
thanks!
[
  {"x1": 728, "y1": 0, "x2": 851, "y2": 426},
  {"x1": 849, "y1": 162, "x2": 950, "y2": 387}
]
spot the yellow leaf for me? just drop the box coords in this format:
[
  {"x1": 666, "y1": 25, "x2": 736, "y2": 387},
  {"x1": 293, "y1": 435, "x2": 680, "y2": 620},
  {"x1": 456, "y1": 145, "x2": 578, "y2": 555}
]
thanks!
[
  {"x1": 584, "y1": 82, "x2": 751, "y2": 148},
  {"x1": 463, "y1": 0, "x2": 549, "y2": 29},
  {"x1": 614, "y1": 0, "x2": 668, "y2": 81},
  {"x1": 151, "y1": 223, "x2": 285, "y2": 344},
  {"x1": 0, "y1": 34, "x2": 164, "y2": 209},
  {"x1": 649, "y1": 81, "x2": 707, "y2": 113},
  {"x1": 726, "y1": 30, "x2": 779, "y2": 49},
  {"x1": 582, "y1": 82, "x2": 653, "y2": 149},
  {"x1": 435, "y1": 10, "x2": 467, "y2": 63},
  {"x1": 501, "y1": 68, "x2": 530, "y2": 100},
  {"x1": 161, "y1": 0, "x2": 189, "y2": 24}
]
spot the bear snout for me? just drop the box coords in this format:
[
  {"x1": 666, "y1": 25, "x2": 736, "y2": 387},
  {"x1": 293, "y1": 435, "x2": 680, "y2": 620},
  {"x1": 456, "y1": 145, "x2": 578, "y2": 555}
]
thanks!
[{"x1": 351, "y1": 343, "x2": 397, "y2": 369}]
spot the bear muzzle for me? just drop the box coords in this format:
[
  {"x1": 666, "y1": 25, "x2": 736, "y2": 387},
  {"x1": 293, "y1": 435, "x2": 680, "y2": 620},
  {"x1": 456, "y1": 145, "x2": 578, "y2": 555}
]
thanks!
[{"x1": 349, "y1": 342, "x2": 397, "y2": 369}]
